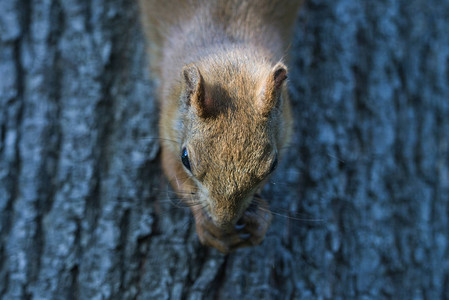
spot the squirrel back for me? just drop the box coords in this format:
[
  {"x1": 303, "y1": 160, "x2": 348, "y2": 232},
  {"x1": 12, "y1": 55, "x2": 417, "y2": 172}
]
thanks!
[{"x1": 139, "y1": 0, "x2": 302, "y2": 78}]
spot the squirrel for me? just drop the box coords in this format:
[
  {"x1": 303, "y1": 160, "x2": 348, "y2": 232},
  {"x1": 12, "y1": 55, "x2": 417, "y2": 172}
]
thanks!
[{"x1": 138, "y1": 0, "x2": 302, "y2": 253}]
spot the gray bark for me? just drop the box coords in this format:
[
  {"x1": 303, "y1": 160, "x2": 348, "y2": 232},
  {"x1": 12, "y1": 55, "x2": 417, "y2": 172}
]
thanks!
[{"x1": 1, "y1": 0, "x2": 448, "y2": 299}]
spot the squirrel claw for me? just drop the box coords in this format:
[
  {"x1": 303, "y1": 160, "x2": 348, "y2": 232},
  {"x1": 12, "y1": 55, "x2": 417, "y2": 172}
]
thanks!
[
  {"x1": 235, "y1": 221, "x2": 246, "y2": 230},
  {"x1": 238, "y1": 233, "x2": 251, "y2": 240}
]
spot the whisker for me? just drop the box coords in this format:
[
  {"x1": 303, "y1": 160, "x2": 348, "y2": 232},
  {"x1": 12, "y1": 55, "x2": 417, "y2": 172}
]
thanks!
[
  {"x1": 251, "y1": 196, "x2": 324, "y2": 223},
  {"x1": 267, "y1": 180, "x2": 291, "y2": 186},
  {"x1": 256, "y1": 206, "x2": 324, "y2": 223},
  {"x1": 179, "y1": 215, "x2": 194, "y2": 231},
  {"x1": 326, "y1": 153, "x2": 345, "y2": 163},
  {"x1": 140, "y1": 136, "x2": 179, "y2": 145}
]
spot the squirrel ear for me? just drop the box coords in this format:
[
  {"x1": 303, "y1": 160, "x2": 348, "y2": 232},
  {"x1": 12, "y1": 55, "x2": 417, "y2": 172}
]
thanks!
[
  {"x1": 257, "y1": 62, "x2": 288, "y2": 116},
  {"x1": 182, "y1": 64, "x2": 208, "y2": 118}
]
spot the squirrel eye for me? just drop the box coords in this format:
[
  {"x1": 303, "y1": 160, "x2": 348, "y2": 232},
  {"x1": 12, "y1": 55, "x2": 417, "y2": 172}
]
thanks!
[
  {"x1": 181, "y1": 147, "x2": 191, "y2": 172},
  {"x1": 269, "y1": 155, "x2": 278, "y2": 174}
]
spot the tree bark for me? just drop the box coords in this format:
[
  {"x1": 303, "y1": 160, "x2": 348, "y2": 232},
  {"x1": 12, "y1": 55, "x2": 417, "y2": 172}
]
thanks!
[{"x1": 1, "y1": 0, "x2": 448, "y2": 299}]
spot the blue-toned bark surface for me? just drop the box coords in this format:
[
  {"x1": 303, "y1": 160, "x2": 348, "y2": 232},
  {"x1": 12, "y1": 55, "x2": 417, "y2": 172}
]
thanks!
[{"x1": 0, "y1": 0, "x2": 448, "y2": 299}]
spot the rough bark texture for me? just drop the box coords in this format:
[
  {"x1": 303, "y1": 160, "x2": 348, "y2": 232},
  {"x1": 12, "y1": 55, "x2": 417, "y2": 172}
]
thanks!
[{"x1": 1, "y1": 0, "x2": 448, "y2": 299}]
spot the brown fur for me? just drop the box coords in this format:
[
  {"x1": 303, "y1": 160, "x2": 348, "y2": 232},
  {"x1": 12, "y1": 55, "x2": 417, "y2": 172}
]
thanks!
[{"x1": 139, "y1": 0, "x2": 302, "y2": 253}]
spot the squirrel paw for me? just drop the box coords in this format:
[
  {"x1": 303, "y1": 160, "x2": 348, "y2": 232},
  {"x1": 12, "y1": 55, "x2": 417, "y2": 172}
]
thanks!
[{"x1": 193, "y1": 197, "x2": 272, "y2": 254}]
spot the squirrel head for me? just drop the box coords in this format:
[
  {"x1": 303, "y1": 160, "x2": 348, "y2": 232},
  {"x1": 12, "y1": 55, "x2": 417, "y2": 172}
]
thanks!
[{"x1": 175, "y1": 56, "x2": 290, "y2": 229}]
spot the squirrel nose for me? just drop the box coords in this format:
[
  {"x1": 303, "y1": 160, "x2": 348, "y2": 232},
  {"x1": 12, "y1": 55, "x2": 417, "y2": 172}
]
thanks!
[
  {"x1": 210, "y1": 206, "x2": 240, "y2": 230},
  {"x1": 209, "y1": 194, "x2": 253, "y2": 229},
  {"x1": 211, "y1": 214, "x2": 238, "y2": 230}
]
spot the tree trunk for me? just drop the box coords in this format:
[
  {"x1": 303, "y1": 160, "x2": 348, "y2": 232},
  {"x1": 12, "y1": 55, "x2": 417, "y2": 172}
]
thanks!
[{"x1": 1, "y1": 0, "x2": 448, "y2": 299}]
